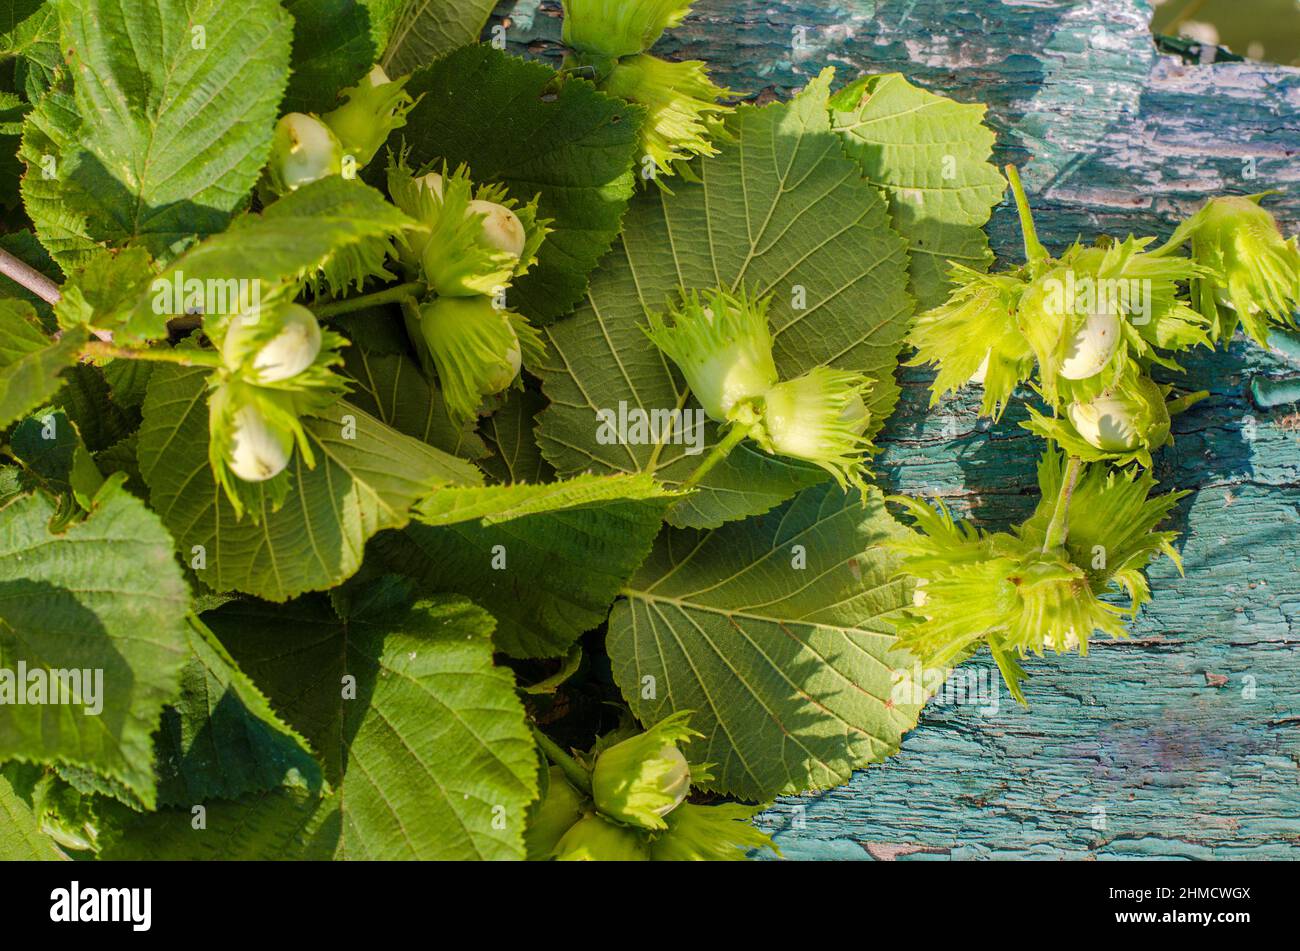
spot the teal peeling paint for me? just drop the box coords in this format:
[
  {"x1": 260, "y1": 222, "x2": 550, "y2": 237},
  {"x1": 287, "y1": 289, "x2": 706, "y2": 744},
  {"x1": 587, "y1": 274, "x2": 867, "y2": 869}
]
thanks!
[{"x1": 496, "y1": 0, "x2": 1300, "y2": 860}]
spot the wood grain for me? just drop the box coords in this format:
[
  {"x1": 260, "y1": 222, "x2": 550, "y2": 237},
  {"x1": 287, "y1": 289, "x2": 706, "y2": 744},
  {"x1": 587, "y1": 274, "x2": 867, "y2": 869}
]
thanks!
[{"x1": 497, "y1": 0, "x2": 1300, "y2": 859}]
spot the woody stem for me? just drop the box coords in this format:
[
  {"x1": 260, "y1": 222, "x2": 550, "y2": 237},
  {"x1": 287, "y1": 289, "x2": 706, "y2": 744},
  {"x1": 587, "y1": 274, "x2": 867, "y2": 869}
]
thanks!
[{"x1": 0, "y1": 246, "x2": 61, "y2": 305}]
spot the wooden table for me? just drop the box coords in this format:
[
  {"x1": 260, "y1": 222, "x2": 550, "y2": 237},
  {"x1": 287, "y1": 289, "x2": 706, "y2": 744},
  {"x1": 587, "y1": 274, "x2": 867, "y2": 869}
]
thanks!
[{"x1": 502, "y1": 0, "x2": 1300, "y2": 859}]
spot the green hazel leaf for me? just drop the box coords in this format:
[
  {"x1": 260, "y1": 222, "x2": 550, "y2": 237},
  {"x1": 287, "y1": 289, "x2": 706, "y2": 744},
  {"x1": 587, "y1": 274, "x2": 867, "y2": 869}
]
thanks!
[
  {"x1": 203, "y1": 580, "x2": 538, "y2": 860},
  {"x1": 96, "y1": 785, "x2": 335, "y2": 860},
  {"x1": 0, "y1": 231, "x2": 59, "y2": 321},
  {"x1": 9, "y1": 406, "x2": 81, "y2": 477},
  {"x1": 340, "y1": 345, "x2": 488, "y2": 461},
  {"x1": 0, "y1": 2, "x2": 62, "y2": 103},
  {"x1": 11, "y1": 765, "x2": 104, "y2": 853},
  {"x1": 136, "y1": 363, "x2": 482, "y2": 602},
  {"x1": 398, "y1": 44, "x2": 642, "y2": 322},
  {"x1": 0, "y1": 298, "x2": 87, "y2": 430},
  {"x1": 0, "y1": 481, "x2": 191, "y2": 810},
  {"x1": 101, "y1": 358, "x2": 154, "y2": 411},
  {"x1": 57, "y1": 761, "x2": 147, "y2": 812},
  {"x1": 0, "y1": 89, "x2": 26, "y2": 134},
  {"x1": 0, "y1": 766, "x2": 68, "y2": 860},
  {"x1": 536, "y1": 71, "x2": 914, "y2": 529},
  {"x1": 50, "y1": 363, "x2": 138, "y2": 453},
  {"x1": 124, "y1": 177, "x2": 417, "y2": 340},
  {"x1": 330, "y1": 303, "x2": 410, "y2": 354},
  {"x1": 281, "y1": 0, "x2": 376, "y2": 115},
  {"x1": 608, "y1": 483, "x2": 923, "y2": 801},
  {"x1": 0, "y1": 466, "x2": 23, "y2": 506},
  {"x1": 1, "y1": 2, "x2": 52, "y2": 43},
  {"x1": 361, "y1": 0, "x2": 403, "y2": 50},
  {"x1": 19, "y1": 0, "x2": 293, "y2": 272},
  {"x1": 0, "y1": 90, "x2": 27, "y2": 211},
  {"x1": 409, "y1": 471, "x2": 674, "y2": 524},
  {"x1": 829, "y1": 72, "x2": 1006, "y2": 310},
  {"x1": 154, "y1": 616, "x2": 324, "y2": 808},
  {"x1": 54, "y1": 246, "x2": 155, "y2": 334},
  {"x1": 378, "y1": 473, "x2": 676, "y2": 658},
  {"x1": 9, "y1": 406, "x2": 104, "y2": 509},
  {"x1": 381, "y1": 0, "x2": 496, "y2": 76},
  {"x1": 478, "y1": 386, "x2": 556, "y2": 485},
  {"x1": 92, "y1": 435, "x2": 147, "y2": 500}
]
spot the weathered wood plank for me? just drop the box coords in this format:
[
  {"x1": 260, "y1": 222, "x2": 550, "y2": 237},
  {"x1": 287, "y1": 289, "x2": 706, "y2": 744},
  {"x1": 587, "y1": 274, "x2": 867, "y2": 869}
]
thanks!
[{"x1": 498, "y1": 0, "x2": 1300, "y2": 859}]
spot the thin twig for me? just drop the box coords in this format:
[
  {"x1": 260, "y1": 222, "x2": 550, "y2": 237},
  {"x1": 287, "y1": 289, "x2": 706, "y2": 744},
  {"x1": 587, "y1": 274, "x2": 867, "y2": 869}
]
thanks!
[{"x1": 0, "y1": 246, "x2": 61, "y2": 305}]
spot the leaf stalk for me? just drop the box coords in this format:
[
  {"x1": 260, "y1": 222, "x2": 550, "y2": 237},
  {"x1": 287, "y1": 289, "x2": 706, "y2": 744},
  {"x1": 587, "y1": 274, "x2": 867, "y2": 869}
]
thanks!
[
  {"x1": 531, "y1": 725, "x2": 593, "y2": 795},
  {"x1": 679, "y1": 418, "x2": 754, "y2": 492},
  {"x1": 1005, "y1": 164, "x2": 1049, "y2": 269},
  {"x1": 313, "y1": 282, "x2": 428, "y2": 318},
  {"x1": 1041, "y1": 455, "x2": 1083, "y2": 552},
  {"x1": 81, "y1": 340, "x2": 223, "y2": 368}
]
